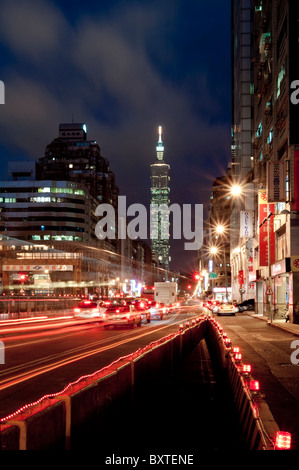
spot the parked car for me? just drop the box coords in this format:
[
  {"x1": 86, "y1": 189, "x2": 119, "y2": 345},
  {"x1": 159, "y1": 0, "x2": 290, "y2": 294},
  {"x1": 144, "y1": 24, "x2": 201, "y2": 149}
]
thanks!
[
  {"x1": 100, "y1": 303, "x2": 142, "y2": 328},
  {"x1": 215, "y1": 302, "x2": 238, "y2": 316},
  {"x1": 73, "y1": 300, "x2": 107, "y2": 319},
  {"x1": 237, "y1": 299, "x2": 255, "y2": 312}
]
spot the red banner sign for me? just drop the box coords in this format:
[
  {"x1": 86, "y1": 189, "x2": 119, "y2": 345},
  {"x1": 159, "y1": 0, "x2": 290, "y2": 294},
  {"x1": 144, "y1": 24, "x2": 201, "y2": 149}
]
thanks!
[{"x1": 259, "y1": 190, "x2": 275, "y2": 267}]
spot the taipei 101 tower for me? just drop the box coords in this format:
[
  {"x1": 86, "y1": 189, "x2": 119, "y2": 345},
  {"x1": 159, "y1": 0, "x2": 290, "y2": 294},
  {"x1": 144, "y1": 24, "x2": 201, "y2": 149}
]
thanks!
[{"x1": 150, "y1": 126, "x2": 170, "y2": 274}]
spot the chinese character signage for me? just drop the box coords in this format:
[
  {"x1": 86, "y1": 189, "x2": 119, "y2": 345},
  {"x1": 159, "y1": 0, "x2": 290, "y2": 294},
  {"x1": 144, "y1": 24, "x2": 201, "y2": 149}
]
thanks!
[
  {"x1": 258, "y1": 190, "x2": 275, "y2": 267},
  {"x1": 240, "y1": 211, "x2": 253, "y2": 238},
  {"x1": 267, "y1": 161, "x2": 286, "y2": 202},
  {"x1": 2, "y1": 265, "x2": 73, "y2": 271},
  {"x1": 291, "y1": 256, "x2": 299, "y2": 272}
]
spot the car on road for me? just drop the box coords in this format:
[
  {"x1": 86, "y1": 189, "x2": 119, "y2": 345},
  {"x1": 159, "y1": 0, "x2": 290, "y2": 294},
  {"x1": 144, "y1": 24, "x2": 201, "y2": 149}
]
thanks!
[
  {"x1": 149, "y1": 301, "x2": 167, "y2": 320},
  {"x1": 214, "y1": 302, "x2": 238, "y2": 316},
  {"x1": 124, "y1": 298, "x2": 151, "y2": 323},
  {"x1": 100, "y1": 303, "x2": 142, "y2": 328},
  {"x1": 73, "y1": 300, "x2": 107, "y2": 318}
]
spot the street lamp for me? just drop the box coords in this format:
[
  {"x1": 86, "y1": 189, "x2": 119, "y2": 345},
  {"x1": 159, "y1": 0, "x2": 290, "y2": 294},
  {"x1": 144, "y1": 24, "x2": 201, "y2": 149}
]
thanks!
[
  {"x1": 231, "y1": 184, "x2": 242, "y2": 197},
  {"x1": 215, "y1": 224, "x2": 225, "y2": 235}
]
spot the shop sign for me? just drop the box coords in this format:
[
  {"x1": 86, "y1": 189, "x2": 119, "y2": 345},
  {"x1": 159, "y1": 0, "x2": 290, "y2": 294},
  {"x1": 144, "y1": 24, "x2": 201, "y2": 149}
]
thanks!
[
  {"x1": 247, "y1": 239, "x2": 256, "y2": 281},
  {"x1": 213, "y1": 287, "x2": 232, "y2": 293},
  {"x1": 238, "y1": 270, "x2": 244, "y2": 285},
  {"x1": 240, "y1": 211, "x2": 253, "y2": 238},
  {"x1": 3, "y1": 265, "x2": 73, "y2": 272},
  {"x1": 267, "y1": 161, "x2": 286, "y2": 202},
  {"x1": 258, "y1": 190, "x2": 275, "y2": 266},
  {"x1": 271, "y1": 258, "x2": 290, "y2": 276}
]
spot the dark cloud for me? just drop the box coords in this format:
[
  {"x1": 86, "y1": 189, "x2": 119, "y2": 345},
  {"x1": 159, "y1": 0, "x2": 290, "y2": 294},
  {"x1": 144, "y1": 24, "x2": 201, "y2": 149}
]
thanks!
[{"x1": 0, "y1": 0, "x2": 231, "y2": 272}]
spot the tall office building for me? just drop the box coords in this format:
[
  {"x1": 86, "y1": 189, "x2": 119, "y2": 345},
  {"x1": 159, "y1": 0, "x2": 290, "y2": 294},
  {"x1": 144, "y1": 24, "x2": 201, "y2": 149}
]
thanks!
[
  {"x1": 36, "y1": 122, "x2": 119, "y2": 251},
  {"x1": 36, "y1": 123, "x2": 119, "y2": 209},
  {"x1": 230, "y1": 0, "x2": 255, "y2": 302},
  {"x1": 251, "y1": 0, "x2": 299, "y2": 322},
  {"x1": 229, "y1": 1, "x2": 299, "y2": 323},
  {"x1": 231, "y1": 0, "x2": 254, "y2": 181},
  {"x1": 150, "y1": 126, "x2": 170, "y2": 273}
]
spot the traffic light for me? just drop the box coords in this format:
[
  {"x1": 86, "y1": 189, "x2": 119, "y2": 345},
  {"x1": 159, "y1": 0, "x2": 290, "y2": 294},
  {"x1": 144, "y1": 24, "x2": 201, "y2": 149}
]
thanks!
[{"x1": 19, "y1": 273, "x2": 28, "y2": 283}]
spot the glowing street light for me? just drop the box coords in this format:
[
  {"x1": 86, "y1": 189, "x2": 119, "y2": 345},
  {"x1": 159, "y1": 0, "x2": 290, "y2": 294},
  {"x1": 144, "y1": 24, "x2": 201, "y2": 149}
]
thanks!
[
  {"x1": 210, "y1": 246, "x2": 218, "y2": 255},
  {"x1": 216, "y1": 224, "x2": 225, "y2": 235},
  {"x1": 231, "y1": 184, "x2": 242, "y2": 196}
]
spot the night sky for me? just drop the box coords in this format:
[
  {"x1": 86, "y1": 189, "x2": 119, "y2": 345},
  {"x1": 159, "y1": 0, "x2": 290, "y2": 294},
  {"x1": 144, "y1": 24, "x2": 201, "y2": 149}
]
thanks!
[{"x1": 0, "y1": 0, "x2": 231, "y2": 274}]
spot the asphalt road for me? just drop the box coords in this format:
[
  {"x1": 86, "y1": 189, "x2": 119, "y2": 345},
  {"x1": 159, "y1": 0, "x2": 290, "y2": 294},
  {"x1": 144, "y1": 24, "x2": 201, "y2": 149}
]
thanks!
[
  {"x1": 212, "y1": 311, "x2": 299, "y2": 450},
  {"x1": 1, "y1": 306, "x2": 299, "y2": 453},
  {"x1": 0, "y1": 307, "x2": 200, "y2": 420}
]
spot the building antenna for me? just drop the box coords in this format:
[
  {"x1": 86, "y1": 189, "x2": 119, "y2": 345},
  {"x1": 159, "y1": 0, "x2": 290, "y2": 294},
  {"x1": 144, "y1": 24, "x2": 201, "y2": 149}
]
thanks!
[
  {"x1": 156, "y1": 125, "x2": 164, "y2": 160},
  {"x1": 158, "y1": 125, "x2": 162, "y2": 143}
]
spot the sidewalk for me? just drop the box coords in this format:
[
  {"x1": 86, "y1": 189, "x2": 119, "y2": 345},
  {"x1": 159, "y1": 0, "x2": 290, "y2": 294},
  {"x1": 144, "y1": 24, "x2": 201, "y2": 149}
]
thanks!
[{"x1": 248, "y1": 311, "x2": 299, "y2": 336}]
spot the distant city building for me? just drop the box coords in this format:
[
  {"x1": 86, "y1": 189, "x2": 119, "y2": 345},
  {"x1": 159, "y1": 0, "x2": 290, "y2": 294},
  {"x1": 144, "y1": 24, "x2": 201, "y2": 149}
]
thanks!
[
  {"x1": 150, "y1": 126, "x2": 170, "y2": 274},
  {"x1": 0, "y1": 178, "x2": 110, "y2": 295},
  {"x1": 0, "y1": 179, "x2": 95, "y2": 243},
  {"x1": 0, "y1": 122, "x2": 161, "y2": 296},
  {"x1": 36, "y1": 123, "x2": 119, "y2": 209}
]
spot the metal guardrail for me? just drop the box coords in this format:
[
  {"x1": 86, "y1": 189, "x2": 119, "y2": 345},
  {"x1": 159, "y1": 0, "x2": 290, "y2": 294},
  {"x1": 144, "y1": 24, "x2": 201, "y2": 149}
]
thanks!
[{"x1": 0, "y1": 297, "x2": 80, "y2": 319}]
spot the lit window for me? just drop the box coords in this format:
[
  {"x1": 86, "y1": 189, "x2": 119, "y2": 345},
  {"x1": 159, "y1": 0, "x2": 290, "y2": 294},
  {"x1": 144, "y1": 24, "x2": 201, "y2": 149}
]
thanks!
[
  {"x1": 267, "y1": 128, "x2": 273, "y2": 144},
  {"x1": 4, "y1": 198, "x2": 16, "y2": 203},
  {"x1": 277, "y1": 64, "x2": 286, "y2": 98}
]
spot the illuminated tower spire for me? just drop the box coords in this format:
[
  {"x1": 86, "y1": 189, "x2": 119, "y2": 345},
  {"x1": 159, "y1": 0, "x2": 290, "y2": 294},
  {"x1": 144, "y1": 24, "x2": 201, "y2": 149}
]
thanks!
[
  {"x1": 156, "y1": 126, "x2": 164, "y2": 161},
  {"x1": 150, "y1": 125, "x2": 170, "y2": 276}
]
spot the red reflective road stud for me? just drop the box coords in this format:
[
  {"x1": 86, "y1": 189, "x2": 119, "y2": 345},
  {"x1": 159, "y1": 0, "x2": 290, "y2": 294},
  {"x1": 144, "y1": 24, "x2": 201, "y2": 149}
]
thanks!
[
  {"x1": 234, "y1": 353, "x2": 242, "y2": 362},
  {"x1": 275, "y1": 431, "x2": 292, "y2": 450},
  {"x1": 249, "y1": 380, "x2": 260, "y2": 392}
]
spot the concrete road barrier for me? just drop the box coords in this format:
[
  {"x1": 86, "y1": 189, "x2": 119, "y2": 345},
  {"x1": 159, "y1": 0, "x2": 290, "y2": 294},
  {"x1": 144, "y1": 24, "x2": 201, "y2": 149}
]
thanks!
[{"x1": 0, "y1": 317, "x2": 206, "y2": 450}]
